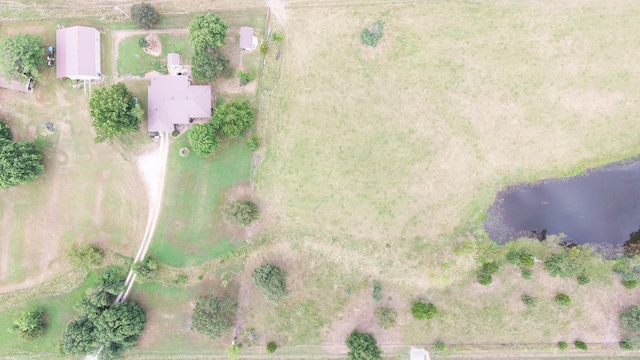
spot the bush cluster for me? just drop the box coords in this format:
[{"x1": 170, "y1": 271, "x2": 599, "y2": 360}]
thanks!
[
  {"x1": 372, "y1": 281, "x2": 382, "y2": 302},
  {"x1": 521, "y1": 294, "x2": 536, "y2": 307},
  {"x1": 67, "y1": 243, "x2": 104, "y2": 268},
  {"x1": 132, "y1": 257, "x2": 158, "y2": 283},
  {"x1": 577, "y1": 273, "x2": 590, "y2": 285},
  {"x1": 434, "y1": 341, "x2": 447, "y2": 351},
  {"x1": 237, "y1": 70, "x2": 255, "y2": 86},
  {"x1": 544, "y1": 253, "x2": 580, "y2": 278},
  {"x1": 411, "y1": 301, "x2": 437, "y2": 320},
  {"x1": 346, "y1": 330, "x2": 382, "y2": 360},
  {"x1": 555, "y1": 294, "x2": 572, "y2": 306},
  {"x1": 191, "y1": 294, "x2": 237, "y2": 339},
  {"x1": 246, "y1": 135, "x2": 260, "y2": 152},
  {"x1": 521, "y1": 268, "x2": 533, "y2": 280},
  {"x1": 8, "y1": 308, "x2": 46, "y2": 340},
  {"x1": 620, "y1": 305, "x2": 640, "y2": 349},
  {"x1": 477, "y1": 262, "x2": 499, "y2": 285}
]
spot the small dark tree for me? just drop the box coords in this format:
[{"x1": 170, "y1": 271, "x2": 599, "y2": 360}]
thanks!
[
  {"x1": 252, "y1": 264, "x2": 288, "y2": 303},
  {"x1": 137, "y1": 37, "x2": 149, "y2": 49},
  {"x1": 222, "y1": 200, "x2": 259, "y2": 226},
  {"x1": 521, "y1": 294, "x2": 536, "y2": 306},
  {"x1": 372, "y1": 281, "x2": 382, "y2": 302},
  {"x1": 345, "y1": 329, "x2": 382, "y2": 360},
  {"x1": 237, "y1": 70, "x2": 255, "y2": 86},
  {"x1": 555, "y1": 293, "x2": 571, "y2": 306},
  {"x1": 0, "y1": 120, "x2": 12, "y2": 141},
  {"x1": 88, "y1": 83, "x2": 140, "y2": 142},
  {"x1": 266, "y1": 341, "x2": 277, "y2": 354},
  {"x1": 577, "y1": 273, "x2": 590, "y2": 285},
  {"x1": 191, "y1": 295, "x2": 237, "y2": 339},
  {"x1": 0, "y1": 34, "x2": 45, "y2": 80},
  {"x1": 557, "y1": 341, "x2": 568, "y2": 350},
  {"x1": 131, "y1": 3, "x2": 159, "y2": 29},
  {"x1": 521, "y1": 268, "x2": 533, "y2": 280},
  {"x1": 574, "y1": 340, "x2": 587, "y2": 350},
  {"x1": 8, "y1": 308, "x2": 46, "y2": 340},
  {"x1": 0, "y1": 140, "x2": 45, "y2": 189},
  {"x1": 67, "y1": 243, "x2": 104, "y2": 268},
  {"x1": 187, "y1": 123, "x2": 220, "y2": 157},
  {"x1": 246, "y1": 135, "x2": 260, "y2": 152},
  {"x1": 411, "y1": 301, "x2": 437, "y2": 320},
  {"x1": 211, "y1": 100, "x2": 255, "y2": 138},
  {"x1": 434, "y1": 341, "x2": 447, "y2": 351}
]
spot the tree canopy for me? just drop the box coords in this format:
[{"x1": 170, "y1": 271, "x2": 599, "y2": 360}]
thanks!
[
  {"x1": 88, "y1": 83, "x2": 140, "y2": 143},
  {"x1": 187, "y1": 123, "x2": 220, "y2": 157},
  {"x1": 211, "y1": 100, "x2": 254, "y2": 138},
  {"x1": 131, "y1": 3, "x2": 159, "y2": 29},
  {"x1": 222, "y1": 200, "x2": 259, "y2": 226},
  {"x1": 191, "y1": 49, "x2": 229, "y2": 82},
  {"x1": 252, "y1": 264, "x2": 289, "y2": 303},
  {"x1": 0, "y1": 120, "x2": 12, "y2": 141},
  {"x1": 346, "y1": 330, "x2": 383, "y2": 360},
  {"x1": 0, "y1": 34, "x2": 45, "y2": 81},
  {"x1": 188, "y1": 13, "x2": 228, "y2": 52},
  {"x1": 8, "y1": 308, "x2": 46, "y2": 340},
  {"x1": 191, "y1": 294, "x2": 237, "y2": 339},
  {"x1": 132, "y1": 257, "x2": 158, "y2": 283},
  {"x1": 0, "y1": 139, "x2": 45, "y2": 189},
  {"x1": 61, "y1": 317, "x2": 98, "y2": 355}
]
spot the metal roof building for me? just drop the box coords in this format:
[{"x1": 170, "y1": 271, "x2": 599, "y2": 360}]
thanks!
[{"x1": 56, "y1": 26, "x2": 101, "y2": 80}]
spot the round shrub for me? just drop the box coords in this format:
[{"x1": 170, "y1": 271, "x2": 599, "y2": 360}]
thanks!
[
  {"x1": 574, "y1": 340, "x2": 587, "y2": 350},
  {"x1": 252, "y1": 264, "x2": 288, "y2": 303},
  {"x1": 521, "y1": 268, "x2": 533, "y2": 280},
  {"x1": 346, "y1": 330, "x2": 382, "y2": 360},
  {"x1": 373, "y1": 307, "x2": 397, "y2": 329},
  {"x1": 555, "y1": 294, "x2": 571, "y2": 306},
  {"x1": 188, "y1": 123, "x2": 220, "y2": 157},
  {"x1": 171, "y1": 130, "x2": 180, "y2": 137},
  {"x1": 246, "y1": 135, "x2": 260, "y2": 152},
  {"x1": 222, "y1": 200, "x2": 259, "y2": 226},
  {"x1": 477, "y1": 271, "x2": 492, "y2": 285},
  {"x1": 266, "y1": 341, "x2": 277, "y2": 354},
  {"x1": 557, "y1": 341, "x2": 568, "y2": 350},
  {"x1": 411, "y1": 301, "x2": 437, "y2": 320},
  {"x1": 623, "y1": 278, "x2": 638, "y2": 289},
  {"x1": 577, "y1": 274, "x2": 590, "y2": 285},
  {"x1": 521, "y1": 294, "x2": 536, "y2": 307},
  {"x1": 434, "y1": 341, "x2": 447, "y2": 351},
  {"x1": 520, "y1": 253, "x2": 535, "y2": 267}
]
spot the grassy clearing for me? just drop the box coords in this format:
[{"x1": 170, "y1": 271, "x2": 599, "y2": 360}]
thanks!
[
  {"x1": 251, "y1": 0, "x2": 640, "y2": 349},
  {"x1": 0, "y1": 273, "x2": 96, "y2": 356},
  {"x1": 149, "y1": 134, "x2": 252, "y2": 267}
]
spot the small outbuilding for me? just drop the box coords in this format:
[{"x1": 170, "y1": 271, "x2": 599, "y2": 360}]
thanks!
[
  {"x1": 56, "y1": 26, "x2": 101, "y2": 80},
  {"x1": 239, "y1": 27, "x2": 258, "y2": 51},
  {"x1": 147, "y1": 75, "x2": 212, "y2": 133},
  {"x1": 167, "y1": 53, "x2": 182, "y2": 75}
]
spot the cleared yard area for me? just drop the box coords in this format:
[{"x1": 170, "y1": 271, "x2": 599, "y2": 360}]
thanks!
[
  {"x1": 249, "y1": 0, "x2": 640, "y2": 349},
  {"x1": 117, "y1": 33, "x2": 193, "y2": 77},
  {"x1": 148, "y1": 135, "x2": 252, "y2": 267}
]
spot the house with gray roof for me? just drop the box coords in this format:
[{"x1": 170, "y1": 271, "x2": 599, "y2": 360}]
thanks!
[
  {"x1": 56, "y1": 26, "x2": 101, "y2": 80},
  {"x1": 147, "y1": 75, "x2": 211, "y2": 133}
]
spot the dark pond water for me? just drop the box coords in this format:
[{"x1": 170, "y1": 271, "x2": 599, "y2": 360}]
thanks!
[{"x1": 484, "y1": 159, "x2": 640, "y2": 251}]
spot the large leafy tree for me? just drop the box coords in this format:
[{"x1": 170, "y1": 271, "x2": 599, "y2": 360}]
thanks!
[
  {"x1": 191, "y1": 294, "x2": 237, "y2": 339},
  {"x1": 8, "y1": 308, "x2": 46, "y2": 340},
  {"x1": 252, "y1": 264, "x2": 289, "y2": 303},
  {"x1": 188, "y1": 13, "x2": 228, "y2": 52},
  {"x1": 191, "y1": 49, "x2": 229, "y2": 82},
  {"x1": 211, "y1": 100, "x2": 254, "y2": 138},
  {"x1": 88, "y1": 83, "x2": 140, "y2": 143},
  {"x1": 94, "y1": 301, "x2": 146, "y2": 358},
  {"x1": 0, "y1": 139, "x2": 45, "y2": 189},
  {"x1": 187, "y1": 123, "x2": 220, "y2": 157},
  {"x1": 345, "y1": 330, "x2": 383, "y2": 360},
  {"x1": 0, "y1": 34, "x2": 45, "y2": 81},
  {"x1": 61, "y1": 317, "x2": 98, "y2": 355},
  {"x1": 131, "y1": 3, "x2": 159, "y2": 29}
]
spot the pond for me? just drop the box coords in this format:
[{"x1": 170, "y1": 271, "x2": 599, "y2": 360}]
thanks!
[{"x1": 484, "y1": 159, "x2": 640, "y2": 252}]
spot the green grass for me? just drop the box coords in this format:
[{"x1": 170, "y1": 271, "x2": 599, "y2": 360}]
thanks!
[
  {"x1": 0, "y1": 273, "x2": 96, "y2": 356},
  {"x1": 149, "y1": 135, "x2": 252, "y2": 267},
  {"x1": 117, "y1": 33, "x2": 193, "y2": 77}
]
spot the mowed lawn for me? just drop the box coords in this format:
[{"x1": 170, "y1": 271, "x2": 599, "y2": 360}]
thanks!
[
  {"x1": 250, "y1": 0, "x2": 640, "y2": 348},
  {"x1": 117, "y1": 33, "x2": 193, "y2": 77},
  {"x1": 149, "y1": 134, "x2": 252, "y2": 267},
  {"x1": 0, "y1": 22, "x2": 149, "y2": 291}
]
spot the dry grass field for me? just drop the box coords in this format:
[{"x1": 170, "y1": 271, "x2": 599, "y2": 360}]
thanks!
[{"x1": 247, "y1": 0, "x2": 640, "y2": 352}]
